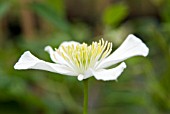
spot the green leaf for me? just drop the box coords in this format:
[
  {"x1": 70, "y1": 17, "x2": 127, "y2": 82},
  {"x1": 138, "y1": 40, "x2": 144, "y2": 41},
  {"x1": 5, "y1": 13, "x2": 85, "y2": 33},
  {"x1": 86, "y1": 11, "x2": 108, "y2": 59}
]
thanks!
[{"x1": 102, "y1": 3, "x2": 128, "y2": 27}]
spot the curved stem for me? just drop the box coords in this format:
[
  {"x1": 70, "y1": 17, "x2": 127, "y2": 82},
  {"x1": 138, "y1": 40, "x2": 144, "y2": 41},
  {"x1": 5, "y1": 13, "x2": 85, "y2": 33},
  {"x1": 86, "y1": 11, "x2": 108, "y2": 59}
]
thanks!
[{"x1": 83, "y1": 79, "x2": 89, "y2": 114}]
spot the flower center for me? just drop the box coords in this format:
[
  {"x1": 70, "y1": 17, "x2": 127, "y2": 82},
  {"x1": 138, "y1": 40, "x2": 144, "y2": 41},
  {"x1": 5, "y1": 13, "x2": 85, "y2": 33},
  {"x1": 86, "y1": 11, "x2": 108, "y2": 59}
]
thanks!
[{"x1": 56, "y1": 39, "x2": 112, "y2": 73}]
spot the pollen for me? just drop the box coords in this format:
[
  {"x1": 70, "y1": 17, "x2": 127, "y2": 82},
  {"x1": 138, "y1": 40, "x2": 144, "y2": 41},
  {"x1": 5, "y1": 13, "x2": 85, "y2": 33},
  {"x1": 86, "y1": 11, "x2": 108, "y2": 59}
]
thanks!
[{"x1": 56, "y1": 39, "x2": 112, "y2": 73}]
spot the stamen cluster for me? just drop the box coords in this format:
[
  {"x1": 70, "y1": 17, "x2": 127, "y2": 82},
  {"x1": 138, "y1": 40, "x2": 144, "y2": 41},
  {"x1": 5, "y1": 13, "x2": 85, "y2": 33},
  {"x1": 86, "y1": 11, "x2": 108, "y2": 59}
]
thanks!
[{"x1": 56, "y1": 39, "x2": 112, "y2": 73}]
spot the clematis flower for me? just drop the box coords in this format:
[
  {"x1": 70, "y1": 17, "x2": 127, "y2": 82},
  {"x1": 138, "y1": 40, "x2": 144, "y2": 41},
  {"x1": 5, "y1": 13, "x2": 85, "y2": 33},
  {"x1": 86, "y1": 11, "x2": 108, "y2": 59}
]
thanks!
[{"x1": 14, "y1": 34, "x2": 149, "y2": 81}]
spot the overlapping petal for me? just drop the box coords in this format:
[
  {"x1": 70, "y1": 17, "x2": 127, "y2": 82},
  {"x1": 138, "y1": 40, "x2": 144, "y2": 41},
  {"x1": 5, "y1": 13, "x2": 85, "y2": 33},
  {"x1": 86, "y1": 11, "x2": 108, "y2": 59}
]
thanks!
[
  {"x1": 45, "y1": 46, "x2": 74, "y2": 69},
  {"x1": 14, "y1": 51, "x2": 77, "y2": 76},
  {"x1": 77, "y1": 69, "x2": 93, "y2": 81},
  {"x1": 92, "y1": 62, "x2": 126, "y2": 81},
  {"x1": 96, "y1": 34, "x2": 149, "y2": 69},
  {"x1": 44, "y1": 46, "x2": 58, "y2": 63},
  {"x1": 58, "y1": 41, "x2": 80, "y2": 51}
]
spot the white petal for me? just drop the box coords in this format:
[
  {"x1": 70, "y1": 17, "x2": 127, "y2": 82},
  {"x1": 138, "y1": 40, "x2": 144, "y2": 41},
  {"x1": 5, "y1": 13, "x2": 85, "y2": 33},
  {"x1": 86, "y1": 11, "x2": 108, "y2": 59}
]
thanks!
[
  {"x1": 44, "y1": 46, "x2": 58, "y2": 63},
  {"x1": 78, "y1": 74, "x2": 84, "y2": 81},
  {"x1": 92, "y1": 62, "x2": 126, "y2": 81},
  {"x1": 96, "y1": 34, "x2": 149, "y2": 69},
  {"x1": 14, "y1": 51, "x2": 77, "y2": 76},
  {"x1": 59, "y1": 41, "x2": 80, "y2": 50},
  {"x1": 57, "y1": 41, "x2": 82, "y2": 72},
  {"x1": 45, "y1": 46, "x2": 76, "y2": 71},
  {"x1": 77, "y1": 69, "x2": 93, "y2": 81}
]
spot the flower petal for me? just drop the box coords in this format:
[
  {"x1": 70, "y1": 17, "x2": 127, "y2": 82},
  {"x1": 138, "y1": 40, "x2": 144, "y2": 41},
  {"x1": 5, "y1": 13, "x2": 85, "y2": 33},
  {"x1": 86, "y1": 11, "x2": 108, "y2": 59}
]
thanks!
[
  {"x1": 44, "y1": 46, "x2": 68, "y2": 64},
  {"x1": 57, "y1": 41, "x2": 82, "y2": 72},
  {"x1": 92, "y1": 62, "x2": 126, "y2": 81},
  {"x1": 96, "y1": 34, "x2": 149, "y2": 69},
  {"x1": 77, "y1": 69, "x2": 93, "y2": 81},
  {"x1": 14, "y1": 51, "x2": 77, "y2": 76},
  {"x1": 59, "y1": 41, "x2": 80, "y2": 49},
  {"x1": 44, "y1": 46, "x2": 58, "y2": 63},
  {"x1": 78, "y1": 74, "x2": 84, "y2": 81}
]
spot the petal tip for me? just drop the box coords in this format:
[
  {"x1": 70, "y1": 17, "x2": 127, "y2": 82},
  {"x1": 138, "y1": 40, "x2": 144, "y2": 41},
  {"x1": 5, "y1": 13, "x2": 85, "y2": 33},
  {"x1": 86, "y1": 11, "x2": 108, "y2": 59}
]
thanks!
[
  {"x1": 92, "y1": 62, "x2": 127, "y2": 81},
  {"x1": 128, "y1": 34, "x2": 149, "y2": 57},
  {"x1": 59, "y1": 41, "x2": 80, "y2": 48},
  {"x1": 14, "y1": 63, "x2": 18, "y2": 69},
  {"x1": 13, "y1": 51, "x2": 38, "y2": 70},
  {"x1": 14, "y1": 62, "x2": 27, "y2": 70},
  {"x1": 78, "y1": 74, "x2": 84, "y2": 81},
  {"x1": 144, "y1": 46, "x2": 149, "y2": 57},
  {"x1": 128, "y1": 34, "x2": 135, "y2": 37},
  {"x1": 44, "y1": 46, "x2": 52, "y2": 52},
  {"x1": 122, "y1": 62, "x2": 127, "y2": 68},
  {"x1": 24, "y1": 51, "x2": 31, "y2": 54},
  {"x1": 14, "y1": 63, "x2": 26, "y2": 70}
]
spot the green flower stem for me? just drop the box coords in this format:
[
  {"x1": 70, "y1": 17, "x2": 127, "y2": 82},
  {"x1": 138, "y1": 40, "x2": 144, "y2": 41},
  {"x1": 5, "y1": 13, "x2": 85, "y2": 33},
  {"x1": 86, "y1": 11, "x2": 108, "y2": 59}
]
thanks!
[{"x1": 83, "y1": 79, "x2": 89, "y2": 114}]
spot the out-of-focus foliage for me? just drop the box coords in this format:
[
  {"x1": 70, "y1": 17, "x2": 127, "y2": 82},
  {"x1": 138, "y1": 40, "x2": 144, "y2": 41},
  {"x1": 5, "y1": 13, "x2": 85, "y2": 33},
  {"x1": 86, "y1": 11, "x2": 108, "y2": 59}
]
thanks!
[
  {"x1": 30, "y1": 2, "x2": 70, "y2": 33},
  {"x1": 102, "y1": 3, "x2": 128, "y2": 27},
  {"x1": 0, "y1": 1, "x2": 10, "y2": 19},
  {"x1": 0, "y1": 0, "x2": 170, "y2": 114},
  {"x1": 160, "y1": 0, "x2": 170, "y2": 23}
]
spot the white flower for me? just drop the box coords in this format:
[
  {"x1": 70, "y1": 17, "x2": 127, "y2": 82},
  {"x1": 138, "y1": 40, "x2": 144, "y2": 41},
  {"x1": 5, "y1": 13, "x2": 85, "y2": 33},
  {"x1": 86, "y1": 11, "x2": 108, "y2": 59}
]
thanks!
[{"x1": 14, "y1": 34, "x2": 149, "y2": 81}]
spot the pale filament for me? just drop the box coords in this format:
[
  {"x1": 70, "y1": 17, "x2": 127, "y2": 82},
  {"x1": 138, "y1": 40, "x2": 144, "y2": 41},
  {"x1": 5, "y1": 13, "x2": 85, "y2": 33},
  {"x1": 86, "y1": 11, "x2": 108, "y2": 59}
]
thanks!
[{"x1": 55, "y1": 39, "x2": 112, "y2": 73}]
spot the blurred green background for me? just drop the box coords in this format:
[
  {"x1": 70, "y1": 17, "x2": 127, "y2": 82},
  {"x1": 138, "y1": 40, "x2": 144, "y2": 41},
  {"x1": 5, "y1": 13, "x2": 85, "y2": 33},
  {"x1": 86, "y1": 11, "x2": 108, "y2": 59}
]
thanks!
[{"x1": 0, "y1": 0, "x2": 170, "y2": 114}]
